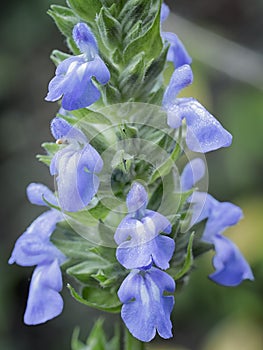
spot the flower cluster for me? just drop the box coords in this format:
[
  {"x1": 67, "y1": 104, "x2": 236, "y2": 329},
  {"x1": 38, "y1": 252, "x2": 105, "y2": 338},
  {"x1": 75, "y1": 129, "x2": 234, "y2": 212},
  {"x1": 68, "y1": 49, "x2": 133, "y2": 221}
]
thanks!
[
  {"x1": 9, "y1": 183, "x2": 66, "y2": 324},
  {"x1": 181, "y1": 159, "x2": 254, "y2": 286},
  {"x1": 115, "y1": 182, "x2": 175, "y2": 342},
  {"x1": 9, "y1": 0, "x2": 254, "y2": 347}
]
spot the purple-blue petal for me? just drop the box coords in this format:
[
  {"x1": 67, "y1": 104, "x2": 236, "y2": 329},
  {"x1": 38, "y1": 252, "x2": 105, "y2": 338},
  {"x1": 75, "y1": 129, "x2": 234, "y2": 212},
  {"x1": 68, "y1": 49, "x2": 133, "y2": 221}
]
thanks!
[
  {"x1": 50, "y1": 117, "x2": 87, "y2": 142},
  {"x1": 54, "y1": 147, "x2": 101, "y2": 212},
  {"x1": 167, "y1": 98, "x2": 233, "y2": 153},
  {"x1": 160, "y1": 3, "x2": 170, "y2": 23},
  {"x1": 24, "y1": 261, "x2": 64, "y2": 325},
  {"x1": 202, "y1": 201, "x2": 243, "y2": 243},
  {"x1": 188, "y1": 192, "x2": 216, "y2": 226},
  {"x1": 118, "y1": 267, "x2": 175, "y2": 342},
  {"x1": 89, "y1": 55, "x2": 111, "y2": 85},
  {"x1": 181, "y1": 158, "x2": 206, "y2": 191},
  {"x1": 162, "y1": 32, "x2": 192, "y2": 69},
  {"x1": 45, "y1": 56, "x2": 80, "y2": 102},
  {"x1": 209, "y1": 235, "x2": 254, "y2": 287},
  {"x1": 126, "y1": 182, "x2": 148, "y2": 214},
  {"x1": 114, "y1": 216, "x2": 137, "y2": 245},
  {"x1": 8, "y1": 210, "x2": 66, "y2": 266},
  {"x1": 26, "y1": 183, "x2": 57, "y2": 207},
  {"x1": 162, "y1": 65, "x2": 193, "y2": 108},
  {"x1": 116, "y1": 240, "x2": 153, "y2": 269},
  {"x1": 78, "y1": 143, "x2": 103, "y2": 174},
  {"x1": 46, "y1": 55, "x2": 110, "y2": 111},
  {"x1": 116, "y1": 234, "x2": 174, "y2": 270},
  {"x1": 51, "y1": 117, "x2": 70, "y2": 140},
  {"x1": 73, "y1": 23, "x2": 98, "y2": 55},
  {"x1": 61, "y1": 72, "x2": 101, "y2": 111},
  {"x1": 144, "y1": 210, "x2": 172, "y2": 234}
]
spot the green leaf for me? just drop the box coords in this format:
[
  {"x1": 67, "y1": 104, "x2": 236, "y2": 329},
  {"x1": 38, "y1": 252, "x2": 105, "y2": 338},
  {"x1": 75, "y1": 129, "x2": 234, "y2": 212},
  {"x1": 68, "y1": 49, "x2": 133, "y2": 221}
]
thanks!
[
  {"x1": 37, "y1": 142, "x2": 60, "y2": 166},
  {"x1": 95, "y1": 7, "x2": 122, "y2": 51},
  {"x1": 36, "y1": 154, "x2": 52, "y2": 166},
  {"x1": 50, "y1": 49, "x2": 72, "y2": 66},
  {"x1": 119, "y1": 0, "x2": 156, "y2": 38},
  {"x1": 71, "y1": 320, "x2": 121, "y2": 350},
  {"x1": 66, "y1": 258, "x2": 112, "y2": 284},
  {"x1": 89, "y1": 200, "x2": 111, "y2": 220},
  {"x1": 68, "y1": 284, "x2": 122, "y2": 313},
  {"x1": 118, "y1": 53, "x2": 147, "y2": 100},
  {"x1": 123, "y1": 2, "x2": 163, "y2": 63},
  {"x1": 67, "y1": 0, "x2": 102, "y2": 23},
  {"x1": 149, "y1": 142, "x2": 181, "y2": 183},
  {"x1": 48, "y1": 5, "x2": 79, "y2": 38},
  {"x1": 124, "y1": 327, "x2": 146, "y2": 350},
  {"x1": 168, "y1": 232, "x2": 195, "y2": 280},
  {"x1": 85, "y1": 319, "x2": 107, "y2": 350},
  {"x1": 71, "y1": 327, "x2": 86, "y2": 350},
  {"x1": 70, "y1": 108, "x2": 111, "y2": 125},
  {"x1": 41, "y1": 142, "x2": 60, "y2": 154},
  {"x1": 51, "y1": 225, "x2": 95, "y2": 260},
  {"x1": 138, "y1": 44, "x2": 169, "y2": 101}
]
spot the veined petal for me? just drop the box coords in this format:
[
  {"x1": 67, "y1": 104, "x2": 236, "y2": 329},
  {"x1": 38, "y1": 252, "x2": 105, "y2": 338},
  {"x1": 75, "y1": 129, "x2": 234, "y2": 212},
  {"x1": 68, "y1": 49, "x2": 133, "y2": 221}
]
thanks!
[
  {"x1": 73, "y1": 22, "x2": 98, "y2": 56},
  {"x1": 162, "y1": 32, "x2": 192, "y2": 69},
  {"x1": 24, "y1": 261, "x2": 64, "y2": 325},
  {"x1": 118, "y1": 267, "x2": 175, "y2": 342},
  {"x1": 188, "y1": 192, "x2": 217, "y2": 226},
  {"x1": 114, "y1": 216, "x2": 138, "y2": 245},
  {"x1": 202, "y1": 201, "x2": 243, "y2": 243},
  {"x1": 78, "y1": 143, "x2": 103, "y2": 174},
  {"x1": 59, "y1": 56, "x2": 110, "y2": 110},
  {"x1": 45, "y1": 56, "x2": 82, "y2": 102},
  {"x1": 209, "y1": 235, "x2": 254, "y2": 287},
  {"x1": 26, "y1": 183, "x2": 57, "y2": 207},
  {"x1": 181, "y1": 158, "x2": 206, "y2": 191},
  {"x1": 163, "y1": 65, "x2": 193, "y2": 108},
  {"x1": 50, "y1": 117, "x2": 87, "y2": 144},
  {"x1": 88, "y1": 55, "x2": 110, "y2": 85},
  {"x1": 61, "y1": 67, "x2": 101, "y2": 111},
  {"x1": 8, "y1": 211, "x2": 65, "y2": 266},
  {"x1": 55, "y1": 148, "x2": 100, "y2": 212},
  {"x1": 116, "y1": 234, "x2": 175, "y2": 270},
  {"x1": 170, "y1": 98, "x2": 232, "y2": 153},
  {"x1": 116, "y1": 240, "x2": 153, "y2": 269},
  {"x1": 127, "y1": 182, "x2": 148, "y2": 214},
  {"x1": 144, "y1": 210, "x2": 172, "y2": 234},
  {"x1": 46, "y1": 52, "x2": 109, "y2": 111}
]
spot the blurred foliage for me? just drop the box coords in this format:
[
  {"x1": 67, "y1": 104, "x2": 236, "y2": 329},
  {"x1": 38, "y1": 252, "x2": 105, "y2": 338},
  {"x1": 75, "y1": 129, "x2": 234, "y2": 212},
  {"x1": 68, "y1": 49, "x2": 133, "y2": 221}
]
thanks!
[{"x1": 1, "y1": 0, "x2": 263, "y2": 349}]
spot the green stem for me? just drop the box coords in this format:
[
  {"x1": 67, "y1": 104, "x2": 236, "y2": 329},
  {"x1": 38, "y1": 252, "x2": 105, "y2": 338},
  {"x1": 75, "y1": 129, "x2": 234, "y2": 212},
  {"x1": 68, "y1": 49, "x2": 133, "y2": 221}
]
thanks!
[{"x1": 124, "y1": 326, "x2": 146, "y2": 350}]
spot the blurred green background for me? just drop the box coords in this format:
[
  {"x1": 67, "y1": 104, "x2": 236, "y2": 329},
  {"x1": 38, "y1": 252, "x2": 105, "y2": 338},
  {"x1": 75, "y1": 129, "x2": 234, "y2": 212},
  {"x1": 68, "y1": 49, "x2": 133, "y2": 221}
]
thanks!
[{"x1": 1, "y1": 0, "x2": 263, "y2": 349}]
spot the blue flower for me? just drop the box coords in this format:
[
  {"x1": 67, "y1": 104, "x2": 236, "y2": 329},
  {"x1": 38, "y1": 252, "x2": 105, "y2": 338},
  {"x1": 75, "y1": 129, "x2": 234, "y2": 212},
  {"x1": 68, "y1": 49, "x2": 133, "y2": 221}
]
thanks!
[
  {"x1": 181, "y1": 159, "x2": 254, "y2": 286},
  {"x1": 210, "y1": 235, "x2": 254, "y2": 286},
  {"x1": 160, "y1": 3, "x2": 170, "y2": 22},
  {"x1": 163, "y1": 65, "x2": 232, "y2": 153},
  {"x1": 161, "y1": 3, "x2": 192, "y2": 68},
  {"x1": 45, "y1": 23, "x2": 110, "y2": 110},
  {"x1": 118, "y1": 267, "x2": 175, "y2": 342},
  {"x1": 50, "y1": 117, "x2": 103, "y2": 212},
  {"x1": 114, "y1": 182, "x2": 175, "y2": 270},
  {"x1": 9, "y1": 183, "x2": 66, "y2": 324}
]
